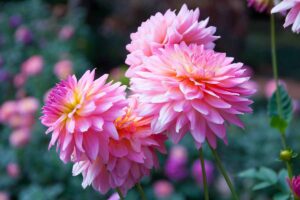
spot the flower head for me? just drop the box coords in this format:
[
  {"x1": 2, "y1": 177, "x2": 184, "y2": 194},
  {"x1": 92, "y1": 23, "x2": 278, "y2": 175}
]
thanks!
[
  {"x1": 130, "y1": 43, "x2": 254, "y2": 148},
  {"x1": 15, "y1": 26, "x2": 32, "y2": 44},
  {"x1": 72, "y1": 98, "x2": 167, "y2": 195},
  {"x1": 271, "y1": 0, "x2": 300, "y2": 33},
  {"x1": 289, "y1": 176, "x2": 300, "y2": 197},
  {"x1": 247, "y1": 0, "x2": 273, "y2": 13},
  {"x1": 54, "y1": 59, "x2": 73, "y2": 80},
  {"x1": 41, "y1": 70, "x2": 127, "y2": 163},
  {"x1": 153, "y1": 180, "x2": 174, "y2": 199},
  {"x1": 21, "y1": 55, "x2": 44, "y2": 76},
  {"x1": 125, "y1": 4, "x2": 219, "y2": 77}
]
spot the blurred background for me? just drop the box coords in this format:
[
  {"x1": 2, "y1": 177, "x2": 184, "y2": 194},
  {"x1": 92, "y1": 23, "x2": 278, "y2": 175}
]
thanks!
[{"x1": 0, "y1": 0, "x2": 299, "y2": 199}]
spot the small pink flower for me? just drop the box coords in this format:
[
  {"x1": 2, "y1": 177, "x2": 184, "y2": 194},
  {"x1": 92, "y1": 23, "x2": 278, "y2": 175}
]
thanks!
[
  {"x1": 18, "y1": 97, "x2": 39, "y2": 114},
  {"x1": 6, "y1": 163, "x2": 20, "y2": 178},
  {"x1": 54, "y1": 59, "x2": 73, "y2": 80},
  {"x1": 21, "y1": 55, "x2": 44, "y2": 76},
  {"x1": 9, "y1": 128, "x2": 31, "y2": 148},
  {"x1": 264, "y1": 79, "x2": 287, "y2": 98},
  {"x1": 59, "y1": 25, "x2": 74, "y2": 40},
  {"x1": 247, "y1": 0, "x2": 273, "y2": 13},
  {"x1": 192, "y1": 160, "x2": 214, "y2": 185},
  {"x1": 0, "y1": 192, "x2": 9, "y2": 200},
  {"x1": 41, "y1": 70, "x2": 127, "y2": 163},
  {"x1": 130, "y1": 43, "x2": 254, "y2": 148},
  {"x1": 289, "y1": 176, "x2": 300, "y2": 197},
  {"x1": 164, "y1": 145, "x2": 188, "y2": 181},
  {"x1": 125, "y1": 4, "x2": 219, "y2": 77},
  {"x1": 72, "y1": 98, "x2": 167, "y2": 195},
  {"x1": 107, "y1": 193, "x2": 120, "y2": 200},
  {"x1": 271, "y1": 0, "x2": 300, "y2": 33},
  {"x1": 15, "y1": 26, "x2": 32, "y2": 44},
  {"x1": 153, "y1": 180, "x2": 174, "y2": 199},
  {"x1": 13, "y1": 73, "x2": 27, "y2": 88}
]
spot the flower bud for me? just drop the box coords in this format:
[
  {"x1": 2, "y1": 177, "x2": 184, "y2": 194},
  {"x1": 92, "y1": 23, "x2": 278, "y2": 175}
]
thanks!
[{"x1": 280, "y1": 149, "x2": 293, "y2": 162}]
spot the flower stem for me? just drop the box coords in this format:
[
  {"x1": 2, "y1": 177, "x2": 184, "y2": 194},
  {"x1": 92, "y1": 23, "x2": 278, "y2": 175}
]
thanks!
[
  {"x1": 209, "y1": 145, "x2": 239, "y2": 200},
  {"x1": 199, "y1": 148, "x2": 209, "y2": 200},
  {"x1": 116, "y1": 187, "x2": 125, "y2": 200},
  {"x1": 136, "y1": 183, "x2": 147, "y2": 200}
]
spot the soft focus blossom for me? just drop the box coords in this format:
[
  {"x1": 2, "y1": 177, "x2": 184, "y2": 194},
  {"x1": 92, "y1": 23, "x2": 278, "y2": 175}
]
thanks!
[
  {"x1": 0, "y1": 192, "x2": 9, "y2": 200},
  {"x1": 264, "y1": 79, "x2": 287, "y2": 98},
  {"x1": 130, "y1": 43, "x2": 254, "y2": 148},
  {"x1": 6, "y1": 163, "x2": 20, "y2": 178},
  {"x1": 164, "y1": 145, "x2": 188, "y2": 181},
  {"x1": 9, "y1": 128, "x2": 31, "y2": 148},
  {"x1": 153, "y1": 180, "x2": 174, "y2": 199},
  {"x1": 107, "y1": 193, "x2": 120, "y2": 200},
  {"x1": 15, "y1": 26, "x2": 32, "y2": 44},
  {"x1": 59, "y1": 25, "x2": 74, "y2": 40},
  {"x1": 0, "y1": 69, "x2": 10, "y2": 82},
  {"x1": 271, "y1": 0, "x2": 300, "y2": 33},
  {"x1": 21, "y1": 55, "x2": 44, "y2": 76},
  {"x1": 9, "y1": 15, "x2": 22, "y2": 28},
  {"x1": 54, "y1": 59, "x2": 73, "y2": 80},
  {"x1": 72, "y1": 98, "x2": 167, "y2": 195},
  {"x1": 125, "y1": 4, "x2": 219, "y2": 77},
  {"x1": 247, "y1": 0, "x2": 273, "y2": 13},
  {"x1": 192, "y1": 160, "x2": 214, "y2": 185},
  {"x1": 41, "y1": 70, "x2": 127, "y2": 163},
  {"x1": 13, "y1": 73, "x2": 27, "y2": 88},
  {"x1": 288, "y1": 176, "x2": 300, "y2": 197}
]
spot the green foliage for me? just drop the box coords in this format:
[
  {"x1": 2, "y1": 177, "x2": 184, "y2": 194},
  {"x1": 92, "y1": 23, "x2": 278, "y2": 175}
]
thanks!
[{"x1": 268, "y1": 85, "x2": 293, "y2": 133}]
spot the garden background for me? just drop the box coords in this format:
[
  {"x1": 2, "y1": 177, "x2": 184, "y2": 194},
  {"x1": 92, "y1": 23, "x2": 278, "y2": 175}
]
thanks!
[{"x1": 0, "y1": 0, "x2": 300, "y2": 199}]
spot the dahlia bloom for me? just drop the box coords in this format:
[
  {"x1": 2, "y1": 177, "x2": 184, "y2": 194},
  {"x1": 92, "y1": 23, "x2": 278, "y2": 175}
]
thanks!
[
  {"x1": 130, "y1": 43, "x2": 254, "y2": 148},
  {"x1": 271, "y1": 0, "x2": 300, "y2": 33},
  {"x1": 247, "y1": 0, "x2": 273, "y2": 13},
  {"x1": 125, "y1": 4, "x2": 219, "y2": 77},
  {"x1": 72, "y1": 98, "x2": 167, "y2": 195},
  {"x1": 289, "y1": 176, "x2": 300, "y2": 197},
  {"x1": 41, "y1": 70, "x2": 127, "y2": 163}
]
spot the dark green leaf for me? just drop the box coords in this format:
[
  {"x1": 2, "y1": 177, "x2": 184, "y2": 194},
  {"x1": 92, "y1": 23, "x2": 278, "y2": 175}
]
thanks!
[
  {"x1": 256, "y1": 167, "x2": 278, "y2": 184},
  {"x1": 252, "y1": 182, "x2": 273, "y2": 191},
  {"x1": 273, "y1": 193, "x2": 290, "y2": 200},
  {"x1": 238, "y1": 168, "x2": 258, "y2": 179}
]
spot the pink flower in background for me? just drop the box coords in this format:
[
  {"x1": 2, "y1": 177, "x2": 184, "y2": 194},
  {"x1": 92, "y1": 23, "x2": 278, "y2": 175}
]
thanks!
[
  {"x1": 54, "y1": 59, "x2": 73, "y2": 80},
  {"x1": 288, "y1": 176, "x2": 300, "y2": 197},
  {"x1": 153, "y1": 180, "x2": 174, "y2": 199},
  {"x1": 130, "y1": 43, "x2": 254, "y2": 148},
  {"x1": 41, "y1": 70, "x2": 127, "y2": 163},
  {"x1": 6, "y1": 163, "x2": 20, "y2": 178},
  {"x1": 15, "y1": 26, "x2": 32, "y2": 44},
  {"x1": 164, "y1": 145, "x2": 188, "y2": 181},
  {"x1": 247, "y1": 0, "x2": 273, "y2": 13},
  {"x1": 0, "y1": 192, "x2": 9, "y2": 200},
  {"x1": 9, "y1": 128, "x2": 31, "y2": 148},
  {"x1": 13, "y1": 73, "x2": 27, "y2": 88},
  {"x1": 107, "y1": 193, "x2": 120, "y2": 200},
  {"x1": 21, "y1": 55, "x2": 44, "y2": 76},
  {"x1": 271, "y1": 0, "x2": 300, "y2": 33},
  {"x1": 72, "y1": 98, "x2": 167, "y2": 195},
  {"x1": 192, "y1": 160, "x2": 214, "y2": 185},
  {"x1": 125, "y1": 4, "x2": 219, "y2": 77},
  {"x1": 264, "y1": 79, "x2": 287, "y2": 98},
  {"x1": 59, "y1": 25, "x2": 74, "y2": 40}
]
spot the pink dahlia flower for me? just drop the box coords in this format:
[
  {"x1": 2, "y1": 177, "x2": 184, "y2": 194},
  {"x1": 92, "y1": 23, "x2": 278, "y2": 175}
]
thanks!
[
  {"x1": 289, "y1": 176, "x2": 300, "y2": 197},
  {"x1": 125, "y1": 4, "x2": 219, "y2": 77},
  {"x1": 247, "y1": 0, "x2": 273, "y2": 13},
  {"x1": 271, "y1": 0, "x2": 300, "y2": 33},
  {"x1": 41, "y1": 70, "x2": 127, "y2": 163},
  {"x1": 72, "y1": 98, "x2": 167, "y2": 195},
  {"x1": 130, "y1": 43, "x2": 254, "y2": 148}
]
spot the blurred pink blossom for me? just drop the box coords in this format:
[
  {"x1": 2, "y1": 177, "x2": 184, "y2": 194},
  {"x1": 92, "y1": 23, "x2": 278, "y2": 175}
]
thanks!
[
  {"x1": 107, "y1": 193, "x2": 120, "y2": 200},
  {"x1": 153, "y1": 180, "x2": 174, "y2": 199},
  {"x1": 9, "y1": 128, "x2": 31, "y2": 148},
  {"x1": 289, "y1": 176, "x2": 300, "y2": 197},
  {"x1": 164, "y1": 145, "x2": 188, "y2": 181},
  {"x1": 15, "y1": 26, "x2": 32, "y2": 44},
  {"x1": 6, "y1": 163, "x2": 20, "y2": 178},
  {"x1": 192, "y1": 160, "x2": 214, "y2": 185},
  {"x1": 13, "y1": 73, "x2": 27, "y2": 88},
  {"x1": 0, "y1": 192, "x2": 9, "y2": 200},
  {"x1": 247, "y1": 0, "x2": 273, "y2": 13},
  {"x1": 54, "y1": 59, "x2": 73, "y2": 80},
  {"x1": 21, "y1": 55, "x2": 44, "y2": 76},
  {"x1": 59, "y1": 25, "x2": 74, "y2": 40}
]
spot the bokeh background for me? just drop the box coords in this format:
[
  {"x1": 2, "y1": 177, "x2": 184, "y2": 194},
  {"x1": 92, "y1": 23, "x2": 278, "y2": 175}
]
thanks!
[{"x1": 0, "y1": 0, "x2": 300, "y2": 199}]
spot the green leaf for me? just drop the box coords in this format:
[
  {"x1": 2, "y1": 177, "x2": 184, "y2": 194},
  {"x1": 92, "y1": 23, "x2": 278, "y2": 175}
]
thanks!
[
  {"x1": 278, "y1": 169, "x2": 290, "y2": 193},
  {"x1": 238, "y1": 168, "x2": 258, "y2": 179},
  {"x1": 268, "y1": 85, "x2": 293, "y2": 133},
  {"x1": 273, "y1": 193, "x2": 290, "y2": 200},
  {"x1": 256, "y1": 167, "x2": 278, "y2": 184},
  {"x1": 252, "y1": 182, "x2": 273, "y2": 191}
]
